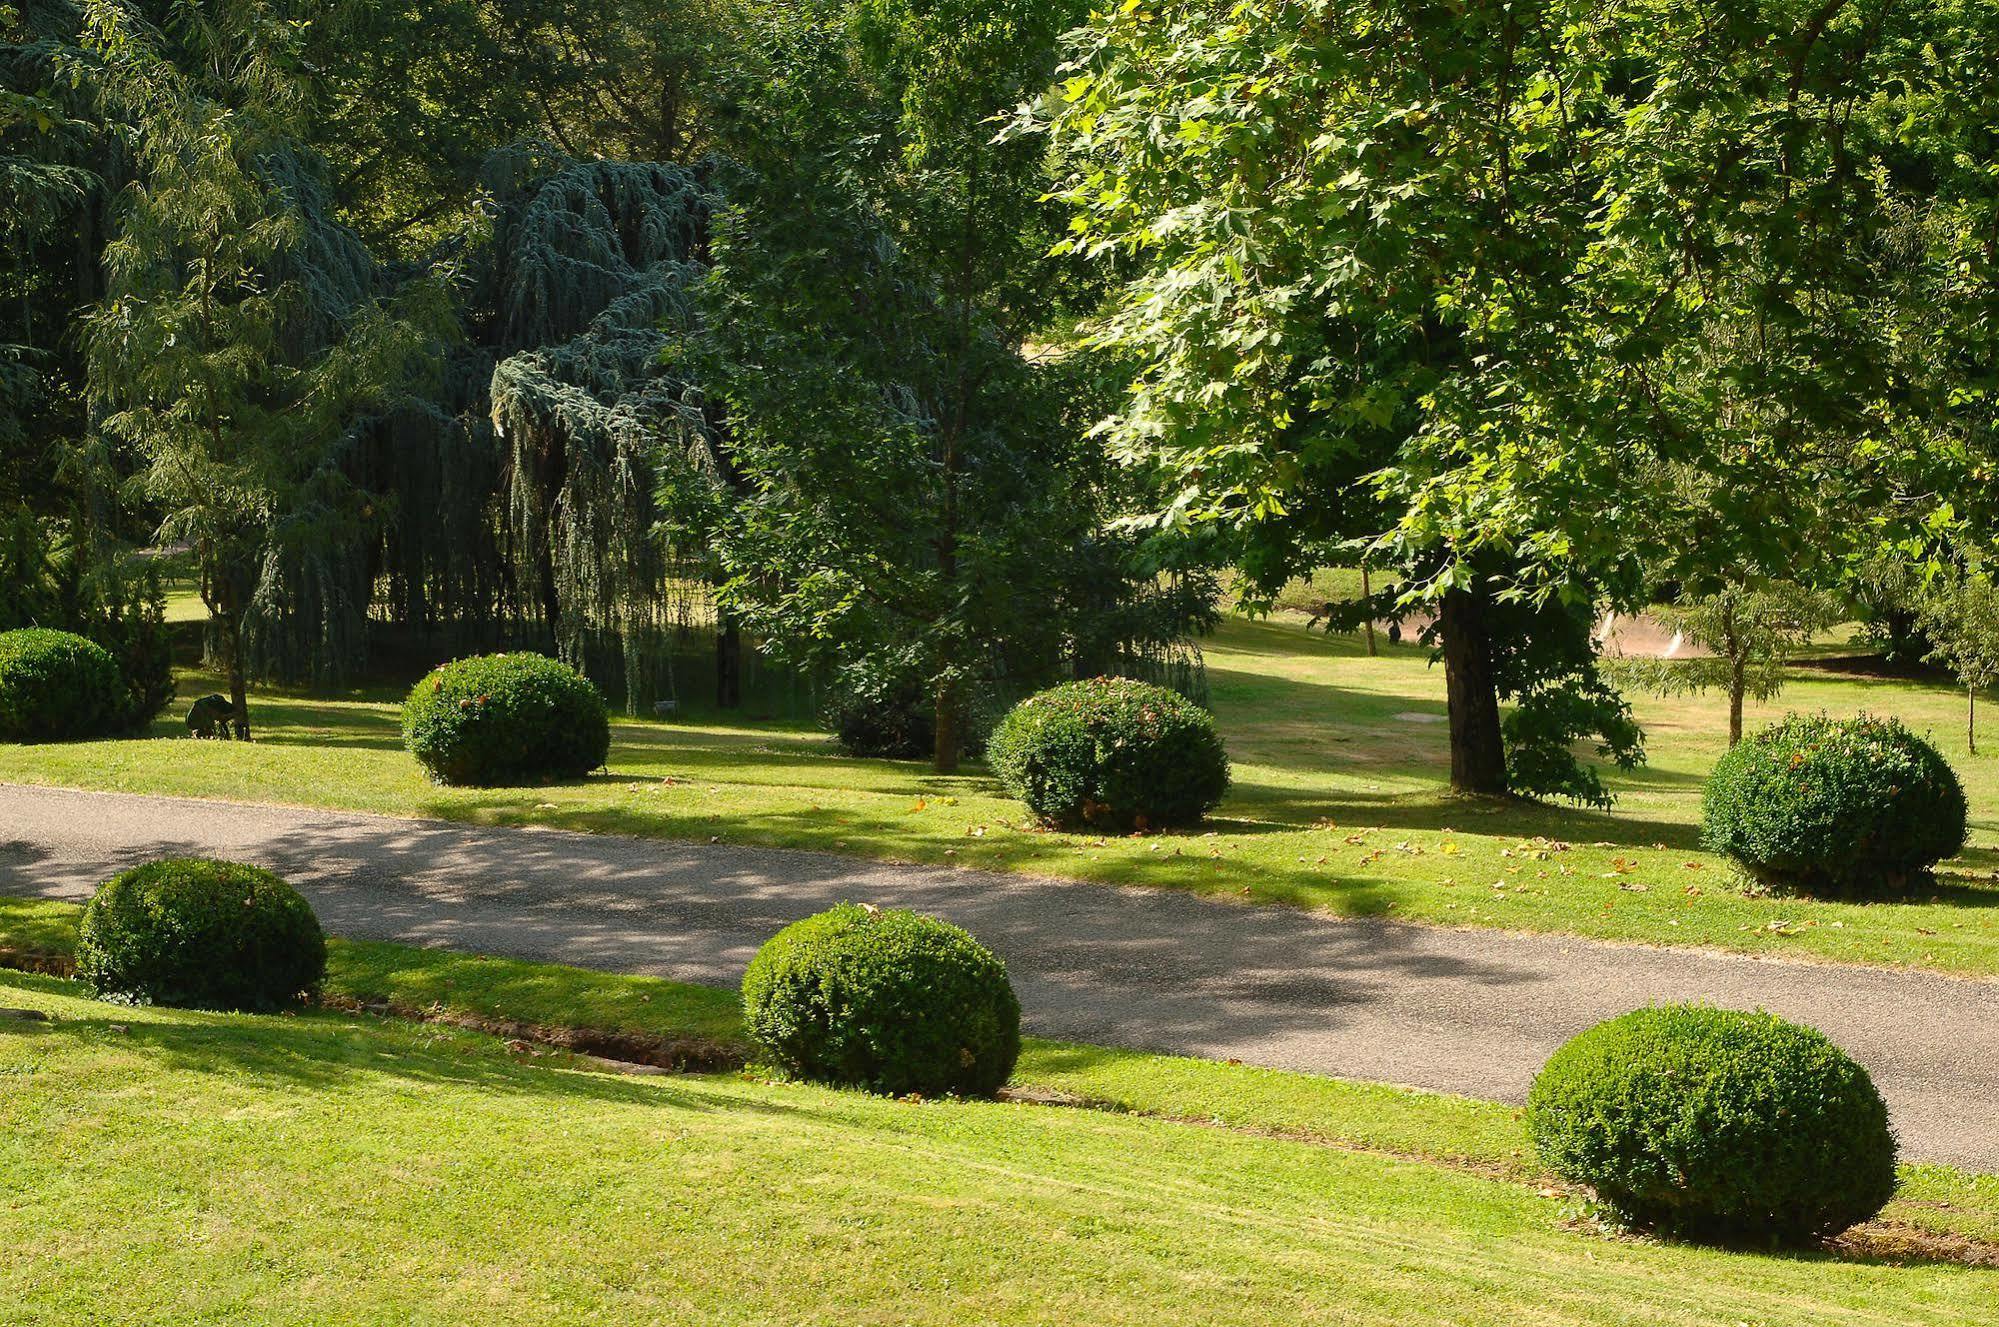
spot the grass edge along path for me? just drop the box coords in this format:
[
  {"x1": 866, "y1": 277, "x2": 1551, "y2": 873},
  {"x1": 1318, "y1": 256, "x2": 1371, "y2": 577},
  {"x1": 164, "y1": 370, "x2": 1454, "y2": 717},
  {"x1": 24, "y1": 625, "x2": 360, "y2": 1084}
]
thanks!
[{"x1": 2, "y1": 893, "x2": 1994, "y2": 1258}]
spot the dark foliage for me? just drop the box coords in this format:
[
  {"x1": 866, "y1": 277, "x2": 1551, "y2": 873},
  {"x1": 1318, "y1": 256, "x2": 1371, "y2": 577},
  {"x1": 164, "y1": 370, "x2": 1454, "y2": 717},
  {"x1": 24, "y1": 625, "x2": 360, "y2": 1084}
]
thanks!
[{"x1": 826, "y1": 684, "x2": 937, "y2": 760}]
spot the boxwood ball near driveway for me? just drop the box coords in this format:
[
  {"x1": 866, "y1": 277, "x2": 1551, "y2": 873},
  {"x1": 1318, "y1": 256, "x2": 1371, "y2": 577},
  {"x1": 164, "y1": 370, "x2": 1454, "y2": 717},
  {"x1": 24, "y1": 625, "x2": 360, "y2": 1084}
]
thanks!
[
  {"x1": 1701, "y1": 713, "x2": 1967, "y2": 897},
  {"x1": 0, "y1": 627, "x2": 121, "y2": 743},
  {"x1": 987, "y1": 677, "x2": 1230, "y2": 833},
  {"x1": 742, "y1": 904, "x2": 1021, "y2": 1098},
  {"x1": 1526, "y1": 1005, "x2": 1897, "y2": 1246},
  {"x1": 402, "y1": 652, "x2": 611, "y2": 787},
  {"x1": 76, "y1": 858, "x2": 328, "y2": 1012}
]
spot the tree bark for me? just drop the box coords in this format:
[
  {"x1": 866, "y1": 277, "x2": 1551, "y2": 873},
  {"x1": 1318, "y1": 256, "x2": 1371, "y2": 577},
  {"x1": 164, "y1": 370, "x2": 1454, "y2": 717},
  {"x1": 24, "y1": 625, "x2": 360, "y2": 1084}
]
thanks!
[
  {"x1": 715, "y1": 615, "x2": 742, "y2": 711},
  {"x1": 1438, "y1": 585, "x2": 1507, "y2": 796},
  {"x1": 1728, "y1": 659, "x2": 1746, "y2": 746},
  {"x1": 225, "y1": 627, "x2": 251, "y2": 741},
  {"x1": 933, "y1": 677, "x2": 960, "y2": 775},
  {"x1": 1970, "y1": 683, "x2": 1977, "y2": 757},
  {"x1": 534, "y1": 547, "x2": 561, "y2": 648},
  {"x1": 201, "y1": 557, "x2": 252, "y2": 741},
  {"x1": 1361, "y1": 564, "x2": 1378, "y2": 657}
]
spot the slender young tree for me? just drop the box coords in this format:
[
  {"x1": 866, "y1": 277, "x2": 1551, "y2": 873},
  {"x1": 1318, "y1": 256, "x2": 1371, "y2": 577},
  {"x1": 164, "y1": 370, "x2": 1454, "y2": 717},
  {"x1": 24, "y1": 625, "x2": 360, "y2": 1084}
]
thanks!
[
  {"x1": 701, "y1": 0, "x2": 1104, "y2": 773},
  {"x1": 1618, "y1": 583, "x2": 1838, "y2": 746},
  {"x1": 1919, "y1": 574, "x2": 1999, "y2": 755}
]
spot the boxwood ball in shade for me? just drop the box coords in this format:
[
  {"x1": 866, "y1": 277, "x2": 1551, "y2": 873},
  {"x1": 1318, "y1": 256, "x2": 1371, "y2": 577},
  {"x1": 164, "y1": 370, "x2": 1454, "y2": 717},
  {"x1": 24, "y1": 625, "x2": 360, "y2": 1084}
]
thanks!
[
  {"x1": 1701, "y1": 712, "x2": 1967, "y2": 896},
  {"x1": 741, "y1": 904, "x2": 1021, "y2": 1098},
  {"x1": 402, "y1": 652, "x2": 612, "y2": 787},
  {"x1": 1525, "y1": 1005, "x2": 1896, "y2": 1246},
  {"x1": 76, "y1": 858, "x2": 328, "y2": 1012},
  {"x1": 986, "y1": 677, "x2": 1230, "y2": 833},
  {"x1": 0, "y1": 627, "x2": 122, "y2": 743}
]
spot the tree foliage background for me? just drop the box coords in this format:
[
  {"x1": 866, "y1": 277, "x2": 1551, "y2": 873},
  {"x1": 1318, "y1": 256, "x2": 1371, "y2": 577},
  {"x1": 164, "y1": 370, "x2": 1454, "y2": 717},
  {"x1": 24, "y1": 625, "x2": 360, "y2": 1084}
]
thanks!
[{"x1": 1032, "y1": 0, "x2": 1999, "y2": 798}]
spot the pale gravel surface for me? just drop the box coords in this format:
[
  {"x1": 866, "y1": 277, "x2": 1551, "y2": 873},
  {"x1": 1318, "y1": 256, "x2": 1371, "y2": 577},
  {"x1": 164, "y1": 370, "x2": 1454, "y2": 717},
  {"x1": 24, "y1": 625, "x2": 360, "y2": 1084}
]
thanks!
[{"x1": 2, "y1": 782, "x2": 1994, "y2": 1168}]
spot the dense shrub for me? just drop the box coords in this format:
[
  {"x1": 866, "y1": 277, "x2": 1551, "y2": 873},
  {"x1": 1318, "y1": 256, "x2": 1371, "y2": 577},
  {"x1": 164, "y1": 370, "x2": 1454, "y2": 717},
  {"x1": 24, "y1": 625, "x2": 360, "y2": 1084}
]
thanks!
[
  {"x1": 826, "y1": 685, "x2": 935, "y2": 760},
  {"x1": 1702, "y1": 713, "x2": 1966, "y2": 896},
  {"x1": 986, "y1": 677, "x2": 1229, "y2": 832},
  {"x1": 76, "y1": 858, "x2": 328, "y2": 1011},
  {"x1": 402, "y1": 652, "x2": 611, "y2": 786},
  {"x1": 1526, "y1": 1006, "x2": 1896, "y2": 1245},
  {"x1": 741, "y1": 904, "x2": 1021, "y2": 1097},
  {"x1": 0, "y1": 628, "x2": 122, "y2": 742}
]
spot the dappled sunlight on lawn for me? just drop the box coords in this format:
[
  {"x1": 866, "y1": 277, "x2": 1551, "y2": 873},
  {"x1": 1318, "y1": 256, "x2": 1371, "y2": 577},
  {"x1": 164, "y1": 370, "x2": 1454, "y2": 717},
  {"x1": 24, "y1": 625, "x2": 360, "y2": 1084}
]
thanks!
[{"x1": 7, "y1": 614, "x2": 1999, "y2": 974}]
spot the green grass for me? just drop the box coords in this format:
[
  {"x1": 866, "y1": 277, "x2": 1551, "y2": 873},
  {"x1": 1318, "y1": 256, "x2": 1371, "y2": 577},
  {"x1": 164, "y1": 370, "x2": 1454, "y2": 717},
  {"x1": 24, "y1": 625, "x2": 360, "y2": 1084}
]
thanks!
[
  {"x1": 6, "y1": 615, "x2": 1999, "y2": 974},
  {"x1": 0, "y1": 967, "x2": 1991, "y2": 1325},
  {"x1": 1, "y1": 893, "x2": 1992, "y2": 1251}
]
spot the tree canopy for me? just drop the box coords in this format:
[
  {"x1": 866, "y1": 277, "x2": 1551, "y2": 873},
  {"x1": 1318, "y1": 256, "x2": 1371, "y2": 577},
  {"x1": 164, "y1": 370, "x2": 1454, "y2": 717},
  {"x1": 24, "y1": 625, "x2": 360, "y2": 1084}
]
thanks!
[{"x1": 1033, "y1": 0, "x2": 1999, "y2": 797}]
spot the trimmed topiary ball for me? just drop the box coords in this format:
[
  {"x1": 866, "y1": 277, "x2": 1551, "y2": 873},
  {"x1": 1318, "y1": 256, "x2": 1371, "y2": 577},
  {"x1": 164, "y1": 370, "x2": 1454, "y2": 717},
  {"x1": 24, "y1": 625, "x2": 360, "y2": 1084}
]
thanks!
[
  {"x1": 402, "y1": 652, "x2": 611, "y2": 787},
  {"x1": 1702, "y1": 713, "x2": 1966, "y2": 896},
  {"x1": 1526, "y1": 1006, "x2": 1896, "y2": 1246},
  {"x1": 0, "y1": 628, "x2": 122, "y2": 743},
  {"x1": 742, "y1": 904, "x2": 1021, "y2": 1097},
  {"x1": 76, "y1": 858, "x2": 328, "y2": 1011},
  {"x1": 986, "y1": 677, "x2": 1229, "y2": 833}
]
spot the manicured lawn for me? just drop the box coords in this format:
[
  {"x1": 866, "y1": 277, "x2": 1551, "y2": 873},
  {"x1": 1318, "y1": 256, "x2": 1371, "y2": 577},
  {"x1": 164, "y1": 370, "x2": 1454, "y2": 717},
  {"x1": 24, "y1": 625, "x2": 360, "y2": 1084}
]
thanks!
[
  {"x1": 4, "y1": 615, "x2": 1998, "y2": 974},
  {"x1": 0, "y1": 967, "x2": 1990, "y2": 1325},
  {"x1": 2, "y1": 893, "x2": 1994, "y2": 1251}
]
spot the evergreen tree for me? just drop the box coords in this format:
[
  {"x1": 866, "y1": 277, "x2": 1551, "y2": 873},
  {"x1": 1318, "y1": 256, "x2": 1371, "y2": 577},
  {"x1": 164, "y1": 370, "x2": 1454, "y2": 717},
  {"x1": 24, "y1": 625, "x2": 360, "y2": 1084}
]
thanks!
[{"x1": 82, "y1": 0, "x2": 438, "y2": 733}]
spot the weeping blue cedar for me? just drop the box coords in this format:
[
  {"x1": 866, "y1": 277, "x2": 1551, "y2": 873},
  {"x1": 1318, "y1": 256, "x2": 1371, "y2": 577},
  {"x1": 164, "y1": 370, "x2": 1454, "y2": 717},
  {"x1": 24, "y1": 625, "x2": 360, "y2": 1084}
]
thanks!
[{"x1": 484, "y1": 147, "x2": 725, "y2": 712}]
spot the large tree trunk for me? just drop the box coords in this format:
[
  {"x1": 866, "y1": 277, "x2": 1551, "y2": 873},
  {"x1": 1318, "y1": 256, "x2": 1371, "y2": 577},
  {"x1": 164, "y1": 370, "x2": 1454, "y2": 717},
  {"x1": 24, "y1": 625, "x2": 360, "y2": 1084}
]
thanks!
[
  {"x1": 225, "y1": 634, "x2": 250, "y2": 741},
  {"x1": 1438, "y1": 585, "x2": 1507, "y2": 796},
  {"x1": 534, "y1": 547, "x2": 561, "y2": 648},
  {"x1": 215, "y1": 607, "x2": 250, "y2": 741},
  {"x1": 933, "y1": 678, "x2": 961, "y2": 775},
  {"x1": 715, "y1": 615, "x2": 742, "y2": 711}
]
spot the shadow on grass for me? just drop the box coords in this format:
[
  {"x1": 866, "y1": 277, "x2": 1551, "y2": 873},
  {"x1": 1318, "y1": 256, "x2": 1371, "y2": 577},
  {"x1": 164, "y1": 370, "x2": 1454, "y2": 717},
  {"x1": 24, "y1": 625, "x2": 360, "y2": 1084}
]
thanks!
[
  {"x1": 1216, "y1": 783, "x2": 1711, "y2": 854},
  {"x1": 19, "y1": 993, "x2": 794, "y2": 1119}
]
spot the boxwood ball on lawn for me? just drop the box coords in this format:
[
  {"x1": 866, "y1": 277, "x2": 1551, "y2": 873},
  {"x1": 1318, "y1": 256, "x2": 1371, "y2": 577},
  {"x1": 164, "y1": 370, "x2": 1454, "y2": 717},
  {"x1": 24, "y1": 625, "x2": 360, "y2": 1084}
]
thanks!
[
  {"x1": 986, "y1": 677, "x2": 1229, "y2": 833},
  {"x1": 76, "y1": 858, "x2": 328, "y2": 1012},
  {"x1": 402, "y1": 652, "x2": 611, "y2": 787},
  {"x1": 0, "y1": 627, "x2": 122, "y2": 743},
  {"x1": 1701, "y1": 712, "x2": 1966, "y2": 896},
  {"x1": 1526, "y1": 1005, "x2": 1896, "y2": 1246},
  {"x1": 742, "y1": 904, "x2": 1021, "y2": 1098}
]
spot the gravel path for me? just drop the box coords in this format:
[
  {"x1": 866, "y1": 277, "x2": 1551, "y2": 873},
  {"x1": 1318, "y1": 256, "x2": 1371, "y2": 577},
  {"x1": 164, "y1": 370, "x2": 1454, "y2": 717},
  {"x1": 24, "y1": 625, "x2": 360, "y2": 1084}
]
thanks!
[{"x1": 3, "y1": 782, "x2": 1995, "y2": 1169}]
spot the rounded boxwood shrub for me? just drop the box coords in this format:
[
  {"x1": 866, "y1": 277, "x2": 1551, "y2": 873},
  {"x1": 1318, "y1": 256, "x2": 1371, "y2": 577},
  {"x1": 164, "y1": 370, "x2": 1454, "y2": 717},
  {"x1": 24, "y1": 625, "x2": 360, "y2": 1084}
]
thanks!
[
  {"x1": 1526, "y1": 1006, "x2": 1896, "y2": 1245},
  {"x1": 741, "y1": 904, "x2": 1020, "y2": 1097},
  {"x1": 402, "y1": 652, "x2": 611, "y2": 786},
  {"x1": 0, "y1": 627, "x2": 121, "y2": 743},
  {"x1": 986, "y1": 677, "x2": 1229, "y2": 832},
  {"x1": 76, "y1": 858, "x2": 328, "y2": 1011},
  {"x1": 1702, "y1": 713, "x2": 1966, "y2": 896}
]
